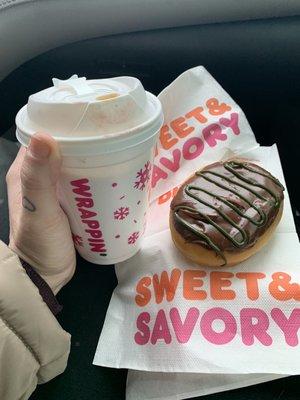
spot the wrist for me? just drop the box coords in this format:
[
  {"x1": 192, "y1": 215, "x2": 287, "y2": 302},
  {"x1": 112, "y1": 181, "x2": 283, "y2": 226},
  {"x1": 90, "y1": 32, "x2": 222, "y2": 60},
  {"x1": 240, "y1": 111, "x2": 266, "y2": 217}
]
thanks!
[{"x1": 9, "y1": 236, "x2": 75, "y2": 295}]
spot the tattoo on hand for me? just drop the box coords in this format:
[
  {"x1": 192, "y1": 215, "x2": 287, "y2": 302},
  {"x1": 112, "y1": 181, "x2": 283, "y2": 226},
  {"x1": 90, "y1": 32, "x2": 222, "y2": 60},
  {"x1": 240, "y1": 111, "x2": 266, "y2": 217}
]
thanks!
[{"x1": 22, "y1": 196, "x2": 36, "y2": 212}]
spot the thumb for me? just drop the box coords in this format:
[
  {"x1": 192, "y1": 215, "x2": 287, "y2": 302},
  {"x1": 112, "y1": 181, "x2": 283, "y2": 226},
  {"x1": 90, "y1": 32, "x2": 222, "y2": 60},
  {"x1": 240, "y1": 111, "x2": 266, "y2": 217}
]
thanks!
[{"x1": 21, "y1": 133, "x2": 62, "y2": 216}]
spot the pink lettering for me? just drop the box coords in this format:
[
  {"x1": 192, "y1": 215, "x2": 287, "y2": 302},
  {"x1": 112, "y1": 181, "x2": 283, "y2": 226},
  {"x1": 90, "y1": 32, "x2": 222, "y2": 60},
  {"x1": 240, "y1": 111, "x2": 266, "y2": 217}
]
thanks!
[
  {"x1": 170, "y1": 307, "x2": 199, "y2": 343},
  {"x1": 71, "y1": 177, "x2": 107, "y2": 255},
  {"x1": 152, "y1": 164, "x2": 168, "y2": 188},
  {"x1": 85, "y1": 229, "x2": 103, "y2": 239},
  {"x1": 182, "y1": 137, "x2": 204, "y2": 160},
  {"x1": 271, "y1": 308, "x2": 300, "y2": 346},
  {"x1": 90, "y1": 241, "x2": 107, "y2": 253},
  {"x1": 135, "y1": 312, "x2": 150, "y2": 345},
  {"x1": 151, "y1": 310, "x2": 172, "y2": 345},
  {"x1": 71, "y1": 179, "x2": 92, "y2": 197},
  {"x1": 200, "y1": 307, "x2": 237, "y2": 345},
  {"x1": 82, "y1": 220, "x2": 100, "y2": 229},
  {"x1": 160, "y1": 149, "x2": 181, "y2": 172},
  {"x1": 78, "y1": 208, "x2": 97, "y2": 220},
  {"x1": 203, "y1": 123, "x2": 227, "y2": 147},
  {"x1": 219, "y1": 113, "x2": 240, "y2": 135},
  {"x1": 240, "y1": 308, "x2": 272, "y2": 346},
  {"x1": 75, "y1": 198, "x2": 94, "y2": 208}
]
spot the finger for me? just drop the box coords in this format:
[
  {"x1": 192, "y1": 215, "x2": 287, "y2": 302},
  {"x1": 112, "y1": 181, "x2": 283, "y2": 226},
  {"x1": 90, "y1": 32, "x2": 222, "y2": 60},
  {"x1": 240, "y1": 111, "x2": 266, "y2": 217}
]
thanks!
[{"x1": 20, "y1": 133, "x2": 62, "y2": 216}]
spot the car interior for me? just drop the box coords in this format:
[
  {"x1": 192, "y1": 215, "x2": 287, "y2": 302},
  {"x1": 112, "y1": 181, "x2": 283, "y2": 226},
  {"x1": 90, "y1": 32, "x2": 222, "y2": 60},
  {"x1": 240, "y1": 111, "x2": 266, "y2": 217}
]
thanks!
[{"x1": 0, "y1": 1, "x2": 299, "y2": 399}]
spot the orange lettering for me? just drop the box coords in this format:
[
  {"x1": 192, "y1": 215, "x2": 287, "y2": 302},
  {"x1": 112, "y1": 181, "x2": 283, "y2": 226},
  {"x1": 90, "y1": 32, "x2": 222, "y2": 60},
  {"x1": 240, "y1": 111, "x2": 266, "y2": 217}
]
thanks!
[
  {"x1": 206, "y1": 98, "x2": 231, "y2": 115},
  {"x1": 171, "y1": 117, "x2": 194, "y2": 139},
  {"x1": 135, "y1": 277, "x2": 152, "y2": 306},
  {"x1": 160, "y1": 125, "x2": 178, "y2": 150},
  {"x1": 269, "y1": 272, "x2": 300, "y2": 301},
  {"x1": 183, "y1": 270, "x2": 207, "y2": 300},
  {"x1": 236, "y1": 272, "x2": 266, "y2": 300},
  {"x1": 185, "y1": 106, "x2": 207, "y2": 123},
  {"x1": 158, "y1": 187, "x2": 179, "y2": 205},
  {"x1": 172, "y1": 187, "x2": 179, "y2": 197},
  {"x1": 158, "y1": 190, "x2": 172, "y2": 204},
  {"x1": 210, "y1": 272, "x2": 235, "y2": 300},
  {"x1": 153, "y1": 269, "x2": 181, "y2": 304}
]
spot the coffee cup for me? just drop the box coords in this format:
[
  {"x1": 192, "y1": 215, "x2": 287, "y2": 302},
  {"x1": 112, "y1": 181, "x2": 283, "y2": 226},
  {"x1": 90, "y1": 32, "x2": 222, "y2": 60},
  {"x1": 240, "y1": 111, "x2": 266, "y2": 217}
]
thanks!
[{"x1": 16, "y1": 75, "x2": 163, "y2": 264}]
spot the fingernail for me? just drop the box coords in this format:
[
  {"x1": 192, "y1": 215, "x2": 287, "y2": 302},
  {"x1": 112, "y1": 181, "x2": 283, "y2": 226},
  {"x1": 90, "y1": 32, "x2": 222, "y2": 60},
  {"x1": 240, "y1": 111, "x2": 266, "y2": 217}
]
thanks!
[{"x1": 29, "y1": 135, "x2": 51, "y2": 159}]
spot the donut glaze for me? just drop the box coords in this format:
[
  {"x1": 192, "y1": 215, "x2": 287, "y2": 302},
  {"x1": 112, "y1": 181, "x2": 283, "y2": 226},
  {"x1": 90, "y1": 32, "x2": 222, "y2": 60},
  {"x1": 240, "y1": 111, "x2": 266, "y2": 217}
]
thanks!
[{"x1": 170, "y1": 161, "x2": 285, "y2": 266}]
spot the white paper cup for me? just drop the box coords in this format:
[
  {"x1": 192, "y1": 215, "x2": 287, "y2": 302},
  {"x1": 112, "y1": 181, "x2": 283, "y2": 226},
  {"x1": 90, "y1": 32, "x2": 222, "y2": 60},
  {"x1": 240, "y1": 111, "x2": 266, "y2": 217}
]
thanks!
[{"x1": 16, "y1": 75, "x2": 163, "y2": 264}]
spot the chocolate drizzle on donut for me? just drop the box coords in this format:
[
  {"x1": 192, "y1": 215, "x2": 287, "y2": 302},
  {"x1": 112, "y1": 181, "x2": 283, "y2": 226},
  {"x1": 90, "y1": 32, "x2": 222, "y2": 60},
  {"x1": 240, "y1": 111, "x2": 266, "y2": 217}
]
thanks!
[{"x1": 171, "y1": 161, "x2": 285, "y2": 266}]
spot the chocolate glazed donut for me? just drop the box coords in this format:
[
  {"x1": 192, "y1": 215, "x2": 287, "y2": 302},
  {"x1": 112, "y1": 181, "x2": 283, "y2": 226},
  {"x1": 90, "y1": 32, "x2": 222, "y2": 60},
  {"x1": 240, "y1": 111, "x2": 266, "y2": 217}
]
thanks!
[{"x1": 170, "y1": 160, "x2": 285, "y2": 267}]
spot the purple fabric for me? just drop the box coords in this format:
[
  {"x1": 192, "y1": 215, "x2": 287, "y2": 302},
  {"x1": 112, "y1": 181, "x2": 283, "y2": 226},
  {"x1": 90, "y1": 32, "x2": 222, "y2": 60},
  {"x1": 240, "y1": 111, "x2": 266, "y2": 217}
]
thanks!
[{"x1": 20, "y1": 259, "x2": 62, "y2": 316}]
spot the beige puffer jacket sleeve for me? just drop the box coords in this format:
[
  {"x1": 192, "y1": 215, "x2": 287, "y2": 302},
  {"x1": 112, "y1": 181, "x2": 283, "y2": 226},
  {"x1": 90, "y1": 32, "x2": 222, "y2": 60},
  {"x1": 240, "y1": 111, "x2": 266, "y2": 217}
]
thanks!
[{"x1": 0, "y1": 241, "x2": 71, "y2": 400}]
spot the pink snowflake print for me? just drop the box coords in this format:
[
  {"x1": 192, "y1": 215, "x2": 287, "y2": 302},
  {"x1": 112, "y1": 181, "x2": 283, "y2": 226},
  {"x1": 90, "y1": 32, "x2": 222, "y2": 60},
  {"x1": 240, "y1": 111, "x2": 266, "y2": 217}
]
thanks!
[
  {"x1": 72, "y1": 233, "x2": 83, "y2": 247},
  {"x1": 114, "y1": 206, "x2": 130, "y2": 220},
  {"x1": 128, "y1": 231, "x2": 139, "y2": 245},
  {"x1": 134, "y1": 161, "x2": 151, "y2": 191}
]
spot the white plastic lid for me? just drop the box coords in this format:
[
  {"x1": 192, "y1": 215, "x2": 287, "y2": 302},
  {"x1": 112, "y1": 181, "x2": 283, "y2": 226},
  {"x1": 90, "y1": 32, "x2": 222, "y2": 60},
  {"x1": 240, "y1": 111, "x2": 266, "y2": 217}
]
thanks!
[{"x1": 16, "y1": 75, "x2": 163, "y2": 156}]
